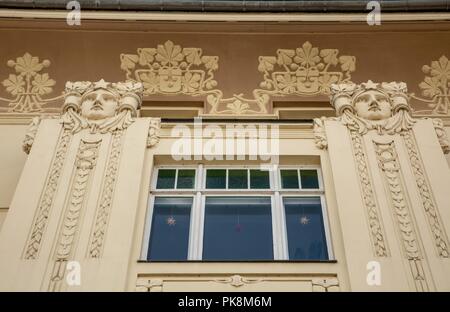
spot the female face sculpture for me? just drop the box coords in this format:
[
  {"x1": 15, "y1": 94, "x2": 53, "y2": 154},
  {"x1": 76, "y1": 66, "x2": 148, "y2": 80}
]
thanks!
[
  {"x1": 353, "y1": 90, "x2": 392, "y2": 121},
  {"x1": 80, "y1": 89, "x2": 118, "y2": 120}
]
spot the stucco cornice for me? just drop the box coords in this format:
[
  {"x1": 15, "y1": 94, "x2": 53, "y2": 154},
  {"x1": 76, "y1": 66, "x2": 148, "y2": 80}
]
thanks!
[{"x1": 0, "y1": 9, "x2": 449, "y2": 22}]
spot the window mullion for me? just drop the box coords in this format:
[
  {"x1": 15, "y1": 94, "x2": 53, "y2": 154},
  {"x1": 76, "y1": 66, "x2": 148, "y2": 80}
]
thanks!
[
  {"x1": 174, "y1": 169, "x2": 179, "y2": 189},
  {"x1": 271, "y1": 194, "x2": 281, "y2": 260},
  {"x1": 197, "y1": 194, "x2": 205, "y2": 260},
  {"x1": 188, "y1": 164, "x2": 203, "y2": 260}
]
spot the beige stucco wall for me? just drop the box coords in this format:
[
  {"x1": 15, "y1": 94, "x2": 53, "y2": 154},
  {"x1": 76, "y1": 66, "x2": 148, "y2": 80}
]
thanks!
[
  {"x1": 0, "y1": 12, "x2": 449, "y2": 292},
  {"x1": 0, "y1": 124, "x2": 27, "y2": 224}
]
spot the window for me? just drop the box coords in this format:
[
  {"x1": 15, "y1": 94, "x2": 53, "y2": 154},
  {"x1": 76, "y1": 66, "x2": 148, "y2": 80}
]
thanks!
[
  {"x1": 155, "y1": 168, "x2": 196, "y2": 189},
  {"x1": 143, "y1": 165, "x2": 331, "y2": 261},
  {"x1": 147, "y1": 197, "x2": 192, "y2": 260},
  {"x1": 203, "y1": 197, "x2": 273, "y2": 260}
]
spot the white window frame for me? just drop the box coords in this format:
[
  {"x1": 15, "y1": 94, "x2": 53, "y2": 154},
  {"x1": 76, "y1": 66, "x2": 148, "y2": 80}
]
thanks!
[
  {"x1": 152, "y1": 166, "x2": 198, "y2": 191},
  {"x1": 142, "y1": 164, "x2": 333, "y2": 261},
  {"x1": 279, "y1": 194, "x2": 334, "y2": 261},
  {"x1": 199, "y1": 193, "x2": 278, "y2": 260},
  {"x1": 278, "y1": 165, "x2": 324, "y2": 192},
  {"x1": 202, "y1": 166, "x2": 272, "y2": 191},
  {"x1": 140, "y1": 194, "x2": 197, "y2": 260}
]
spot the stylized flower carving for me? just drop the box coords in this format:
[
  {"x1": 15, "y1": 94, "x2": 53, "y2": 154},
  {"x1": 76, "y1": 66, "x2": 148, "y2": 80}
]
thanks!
[
  {"x1": 32, "y1": 73, "x2": 56, "y2": 95},
  {"x1": 155, "y1": 40, "x2": 184, "y2": 66},
  {"x1": 2, "y1": 74, "x2": 25, "y2": 96},
  {"x1": 412, "y1": 55, "x2": 450, "y2": 114},
  {"x1": 258, "y1": 41, "x2": 356, "y2": 96},
  {"x1": 226, "y1": 99, "x2": 250, "y2": 114},
  {"x1": 12, "y1": 53, "x2": 48, "y2": 76},
  {"x1": 294, "y1": 41, "x2": 321, "y2": 67},
  {"x1": 318, "y1": 73, "x2": 339, "y2": 93},
  {"x1": 419, "y1": 76, "x2": 442, "y2": 98},
  {"x1": 276, "y1": 73, "x2": 297, "y2": 93},
  {"x1": 0, "y1": 53, "x2": 59, "y2": 112},
  {"x1": 139, "y1": 72, "x2": 158, "y2": 94},
  {"x1": 425, "y1": 55, "x2": 450, "y2": 82}
]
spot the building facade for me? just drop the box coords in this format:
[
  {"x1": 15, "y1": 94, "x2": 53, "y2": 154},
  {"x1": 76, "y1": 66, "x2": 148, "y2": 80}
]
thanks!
[{"x1": 0, "y1": 3, "x2": 449, "y2": 291}]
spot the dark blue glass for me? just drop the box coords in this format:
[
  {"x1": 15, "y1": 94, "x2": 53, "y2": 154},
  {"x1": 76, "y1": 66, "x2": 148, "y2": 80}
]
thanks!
[
  {"x1": 206, "y1": 169, "x2": 226, "y2": 189},
  {"x1": 202, "y1": 197, "x2": 273, "y2": 260},
  {"x1": 228, "y1": 169, "x2": 248, "y2": 189},
  {"x1": 177, "y1": 169, "x2": 196, "y2": 189},
  {"x1": 300, "y1": 170, "x2": 320, "y2": 189},
  {"x1": 250, "y1": 170, "x2": 270, "y2": 189},
  {"x1": 283, "y1": 197, "x2": 328, "y2": 260},
  {"x1": 280, "y1": 170, "x2": 299, "y2": 189},
  {"x1": 156, "y1": 169, "x2": 176, "y2": 189},
  {"x1": 147, "y1": 197, "x2": 192, "y2": 261}
]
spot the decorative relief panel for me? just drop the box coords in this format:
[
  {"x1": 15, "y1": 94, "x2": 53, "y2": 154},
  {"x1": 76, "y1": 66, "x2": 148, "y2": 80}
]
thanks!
[
  {"x1": 314, "y1": 80, "x2": 450, "y2": 263},
  {"x1": 257, "y1": 41, "x2": 355, "y2": 97},
  {"x1": 49, "y1": 138, "x2": 101, "y2": 292},
  {"x1": 88, "y1": 130, "x2": 124, "y2": 258},
  {"x1": 374, "y1": 140, "x2": 430, "y2": 291},
  {"x1": 411, "y1": 55, "x2": 450, "y2": 115},
  {"x1": 23, "y1": 126, "x2": 73, "y2": 259},
  {"x1": 121, "y1": 40, "x2": 356, "y2": 115},
  {"x1": 135, "y1": 275, "x2": 340, "y2": 292},
  {"x1": 0, "y1": 53, "x2": 62, "y2": 113}
]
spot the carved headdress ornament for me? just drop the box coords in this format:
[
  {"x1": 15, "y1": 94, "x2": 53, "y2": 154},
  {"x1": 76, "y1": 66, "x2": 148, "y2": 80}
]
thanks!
[
  {"x1": 63, "y1": 79, "x2": 143, "y2": 117},
  {"x1": 330, "y1": 80, "x2": 410, "y2": 117}
]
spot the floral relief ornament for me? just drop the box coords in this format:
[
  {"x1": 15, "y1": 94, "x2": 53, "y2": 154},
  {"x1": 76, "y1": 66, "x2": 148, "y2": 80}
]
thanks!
[
  {"x1": 411, "y1": 55, "x2": 450, "y2": 115},
  {"x1": 0, "y1": 53, "x2": 63, "y2": 113},
  {"x1": 121, "y1": 40, "x2": 356, "y2": 115}
]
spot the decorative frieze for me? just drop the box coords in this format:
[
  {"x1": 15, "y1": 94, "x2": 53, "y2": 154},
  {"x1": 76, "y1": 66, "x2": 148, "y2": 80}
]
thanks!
[{"x1": 121, "y1": 40, "x2": 356, "y2": 115}]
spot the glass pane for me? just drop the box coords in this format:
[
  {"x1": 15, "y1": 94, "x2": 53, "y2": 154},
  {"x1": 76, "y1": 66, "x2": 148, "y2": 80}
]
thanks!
[
  {"x1": 228, "y1": 169, "x2": 248, "y2": 189},
  {"x1": 300, "y1": 170, "x2": 320, "y2": 189},
  {"x1": 177, "y1": 169, "x2": 196, "y2": 189},
  {"x1": 203, "y1": 197, "x2": 273, "y2": 260},
  {"x1": 156, "y1": 169, "x2": 176, "y2": 189},
  {"x1": 283, "y1": 197, "x2": 328, "y2": 260},
  {"x1": 147, "y1": 197, "x2": 192, "y2": 261},
  {"x1": 250, "y1": 170, "x2": 270, "y2": 189},
  {"x1": 280, "y1": 170, "x2": 299, "y2": 189},
  {"x1": 206, "y1": 169, "x2": 226, "y2": 189}
]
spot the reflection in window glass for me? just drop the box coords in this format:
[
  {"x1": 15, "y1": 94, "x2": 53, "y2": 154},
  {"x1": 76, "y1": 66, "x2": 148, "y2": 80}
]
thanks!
[
  {"x1": 300, "y1": 170, "x2": 319, "y2": 189},
  {"x1": 283, "y1": 197, "x2": 328, "y2": 260},
  {"x1": 156, "y1": 169, "x2": 176, "y2": 189},
  {"x1": 206, "y1": 169, "x2": 227, "y2": 189},
  {"x1": 228, "y1": 170, "x2": 248, "y2": 189},
  {"x1": 250, "y1": 170, "x2": 270, "y2": 189},
  {"x1": 177, "y1": 169, "x2": 196, "y2": 189},
  {"x1": 147, "y1": 197, "x2": 192, "y2": 261},
  {"x1": 203, "y1": 197, "x2": 273, "y2": 260},
  {"x1": 280, "y1": 170, "x2": 299, "y2": 189}
]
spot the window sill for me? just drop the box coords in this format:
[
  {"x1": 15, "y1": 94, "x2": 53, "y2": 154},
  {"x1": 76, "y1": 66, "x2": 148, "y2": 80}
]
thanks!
[{"x1": 137, "y1": 259, "x2": 337, "y2": 263}]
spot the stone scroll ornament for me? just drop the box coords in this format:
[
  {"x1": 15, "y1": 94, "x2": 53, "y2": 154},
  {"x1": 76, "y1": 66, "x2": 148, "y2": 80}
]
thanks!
[{"x1": 314, "y1": 80, "x2": 450, "y2": 290}]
